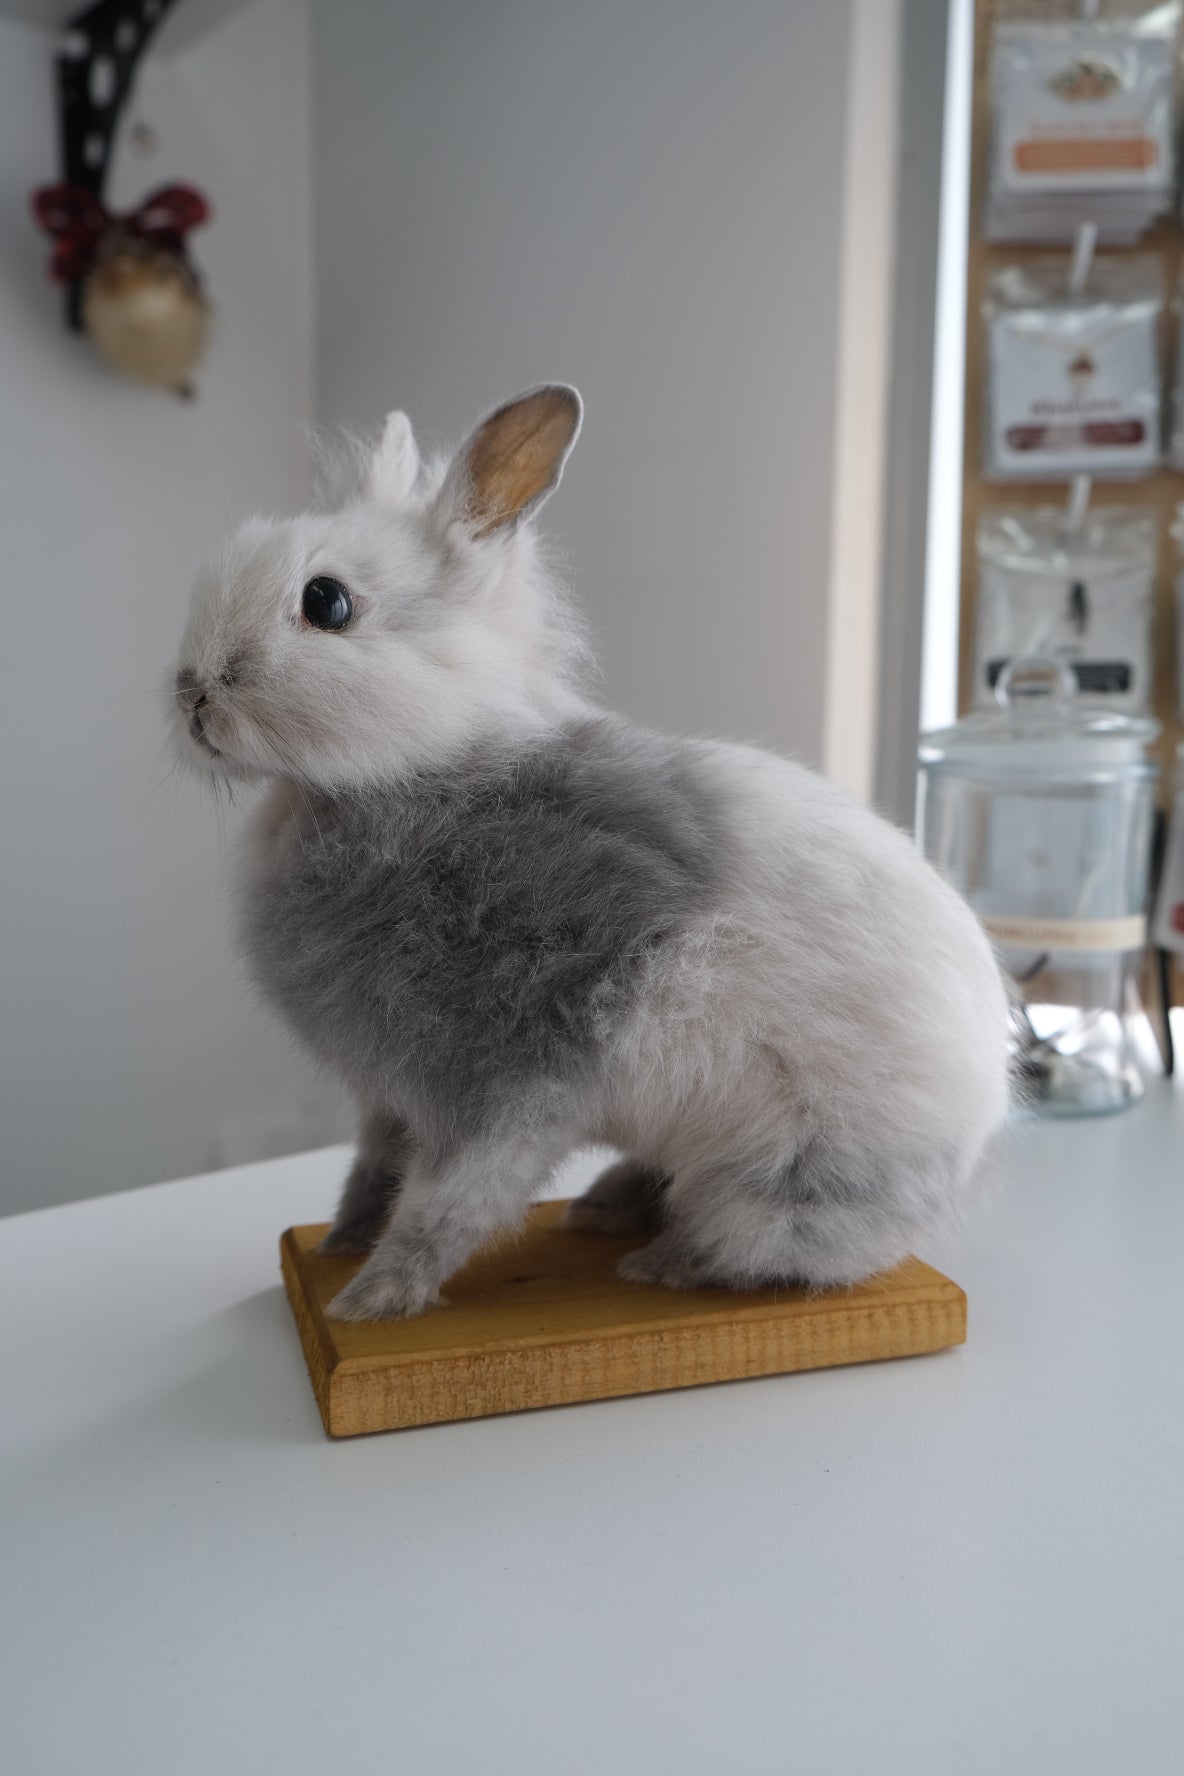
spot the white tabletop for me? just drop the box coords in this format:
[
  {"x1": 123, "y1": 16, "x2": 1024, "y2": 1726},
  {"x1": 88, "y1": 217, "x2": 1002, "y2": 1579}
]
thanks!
[{"x1": 3, "y1": 1089, "x2": 1182, "y2": 1775}]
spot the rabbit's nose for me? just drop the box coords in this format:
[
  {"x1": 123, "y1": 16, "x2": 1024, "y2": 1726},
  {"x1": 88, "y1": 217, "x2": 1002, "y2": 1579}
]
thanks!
[{"x1": 175, "y1": 667, "x2": 208, "y2": 712}]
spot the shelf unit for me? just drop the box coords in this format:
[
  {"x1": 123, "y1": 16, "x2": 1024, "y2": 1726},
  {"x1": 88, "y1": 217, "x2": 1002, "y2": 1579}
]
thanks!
[{"x1": 959, "y1": 0, "x2": 1183, "y2": 1008}]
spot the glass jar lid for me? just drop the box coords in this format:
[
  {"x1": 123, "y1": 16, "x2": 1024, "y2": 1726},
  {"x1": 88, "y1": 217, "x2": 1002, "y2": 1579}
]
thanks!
[{"x1": 920, "y1": 656, "x2": 1160, "y2": 780}]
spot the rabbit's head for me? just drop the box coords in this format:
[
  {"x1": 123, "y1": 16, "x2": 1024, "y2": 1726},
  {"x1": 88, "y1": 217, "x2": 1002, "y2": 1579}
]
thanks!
[{"x1": 171, "y1": 385, "x2": 584, "y2": 790}]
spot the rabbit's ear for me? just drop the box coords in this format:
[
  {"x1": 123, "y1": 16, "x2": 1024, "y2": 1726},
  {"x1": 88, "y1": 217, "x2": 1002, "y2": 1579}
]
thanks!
[
  {"x1": 367, "y1": 411, "x2": 421, "y2": 507},
  {"x1": 437, "y1": 385, "x2": 582, "y2": 536}
]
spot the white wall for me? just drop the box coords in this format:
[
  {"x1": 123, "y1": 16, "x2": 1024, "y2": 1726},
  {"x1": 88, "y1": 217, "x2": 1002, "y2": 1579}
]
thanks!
[
  {"x1": 311, "y1": 0, "x2": 890, "y2": 771},
  {"x1": 0, "y1": 0, "x2": 336, "y2": 1214}
]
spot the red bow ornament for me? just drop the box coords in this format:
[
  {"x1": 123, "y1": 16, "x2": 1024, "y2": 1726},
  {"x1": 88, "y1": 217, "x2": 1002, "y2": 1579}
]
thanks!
[{"x1": 31, "y1": 181, "x2": 210, "y2": 284}]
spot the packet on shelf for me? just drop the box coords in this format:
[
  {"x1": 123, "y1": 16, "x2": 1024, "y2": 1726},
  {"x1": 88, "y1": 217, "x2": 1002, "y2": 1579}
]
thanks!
[
  {"x1": 975, "y1": 505, "x2": 1156, "y2": 713},
  {"x1": 986, "y1": 1, "x2": 1180, "y2": 244},
  {"x1": 984, "y1": 256, "x2": 1163, "y2": 480}
]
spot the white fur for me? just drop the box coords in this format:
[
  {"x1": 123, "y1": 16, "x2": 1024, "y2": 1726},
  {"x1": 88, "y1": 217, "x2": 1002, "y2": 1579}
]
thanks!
[
  {"x1": 173, "y1": 403, "x2": 588, "y2": 792},
  {"x1": 603, "y1": 744, "x2": 1009, "y2": 1284}
]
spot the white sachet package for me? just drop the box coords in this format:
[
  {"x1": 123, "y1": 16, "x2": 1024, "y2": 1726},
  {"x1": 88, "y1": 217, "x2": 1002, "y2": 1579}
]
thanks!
[
  {"x1": 984, "y1": 256, "x2": 1163, "y2": 480},
  {"x1": 975, "y1": 505, "x2": 1157, "y2": 712},
  {"x1": 987, "y1": 2, "x2": 1180, "y2": 244}
]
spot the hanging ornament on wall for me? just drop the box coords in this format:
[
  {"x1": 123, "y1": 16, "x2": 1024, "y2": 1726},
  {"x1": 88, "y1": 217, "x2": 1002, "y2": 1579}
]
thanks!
[
  {"x1": 28, "y1": 0, "x2": 214, "y2": 398},
  {"x1": 33, "y1": 182, "x2": 210, "y2": 395}
]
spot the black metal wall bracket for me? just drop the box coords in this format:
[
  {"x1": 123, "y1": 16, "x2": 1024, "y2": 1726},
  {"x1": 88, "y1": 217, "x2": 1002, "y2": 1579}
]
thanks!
[{"x1": 55, "y1": 0, "x2": 181, "y2": 329}]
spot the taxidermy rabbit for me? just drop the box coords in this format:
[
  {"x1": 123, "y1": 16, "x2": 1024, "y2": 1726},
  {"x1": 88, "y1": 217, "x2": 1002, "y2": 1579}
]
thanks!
[{"x1": 172, "y1": 384, "x2": 1009, "y2": 1320}]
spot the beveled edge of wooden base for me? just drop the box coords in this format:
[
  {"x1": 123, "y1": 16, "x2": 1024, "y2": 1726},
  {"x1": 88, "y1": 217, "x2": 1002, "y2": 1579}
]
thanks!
[{"x1": 280, "y1": 1228, "x2": 336, "y2": 1436}]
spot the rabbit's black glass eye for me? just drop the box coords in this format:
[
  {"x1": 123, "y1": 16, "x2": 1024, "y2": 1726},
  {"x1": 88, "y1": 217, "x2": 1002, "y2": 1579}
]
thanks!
[{"x1": 302, "y1": 576, "x2": 353, "y2": 631}]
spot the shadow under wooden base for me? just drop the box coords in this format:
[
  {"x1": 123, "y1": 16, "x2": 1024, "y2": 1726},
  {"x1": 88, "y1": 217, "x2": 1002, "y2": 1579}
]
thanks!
[{"x1": 279, "y1": 1202, "x2": 967, "y2": 1437}]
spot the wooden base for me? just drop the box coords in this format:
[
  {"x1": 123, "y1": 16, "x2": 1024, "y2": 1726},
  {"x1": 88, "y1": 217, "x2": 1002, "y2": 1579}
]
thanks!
[{"x1": 279, "y1": 1203, "x2": 967, "y2": 1437}]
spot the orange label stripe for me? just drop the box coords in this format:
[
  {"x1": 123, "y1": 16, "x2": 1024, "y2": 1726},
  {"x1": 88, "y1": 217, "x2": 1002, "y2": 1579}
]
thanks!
[{"x1": 1014, "y1": 138, "x2": 1158, "y2": 173}]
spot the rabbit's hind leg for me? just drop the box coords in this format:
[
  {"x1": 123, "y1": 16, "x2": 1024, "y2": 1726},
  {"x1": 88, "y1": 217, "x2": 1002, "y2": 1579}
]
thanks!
[{"x1": 617, "y1": 1143, "x2": 928, "y2": 1294}]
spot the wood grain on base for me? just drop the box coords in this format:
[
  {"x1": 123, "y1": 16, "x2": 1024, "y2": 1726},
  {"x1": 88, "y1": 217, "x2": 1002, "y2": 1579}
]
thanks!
[{"x1": 279, "y1": 1202, "x2": 967, "y2": 1437}]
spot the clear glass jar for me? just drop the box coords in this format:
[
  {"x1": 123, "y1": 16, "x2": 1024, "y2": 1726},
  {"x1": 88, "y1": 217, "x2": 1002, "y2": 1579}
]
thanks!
[{"x1": 917, "y1": 659, "x2": 1159, "y2": 1116}]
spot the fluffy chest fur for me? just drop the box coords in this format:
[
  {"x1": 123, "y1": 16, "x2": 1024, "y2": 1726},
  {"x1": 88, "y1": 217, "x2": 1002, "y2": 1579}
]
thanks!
[{"x1": 240, "y1": 717, "x2": 721, "y2": 1137}]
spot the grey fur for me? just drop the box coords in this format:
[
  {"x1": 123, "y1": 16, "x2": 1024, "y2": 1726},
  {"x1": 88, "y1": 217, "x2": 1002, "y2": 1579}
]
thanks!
[
  {"x1": 243, "y1": 715, "x2": 721, "y2": 1148},
  {"x1": 317, "y1": 1110, "x2": 413, "y2": 1254}
]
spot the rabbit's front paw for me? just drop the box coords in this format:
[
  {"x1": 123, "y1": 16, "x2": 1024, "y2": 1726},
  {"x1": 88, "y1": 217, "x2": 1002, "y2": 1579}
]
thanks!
[{"x1": 327, "y1": 1262, "x2": 442, "y2": 1322}]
